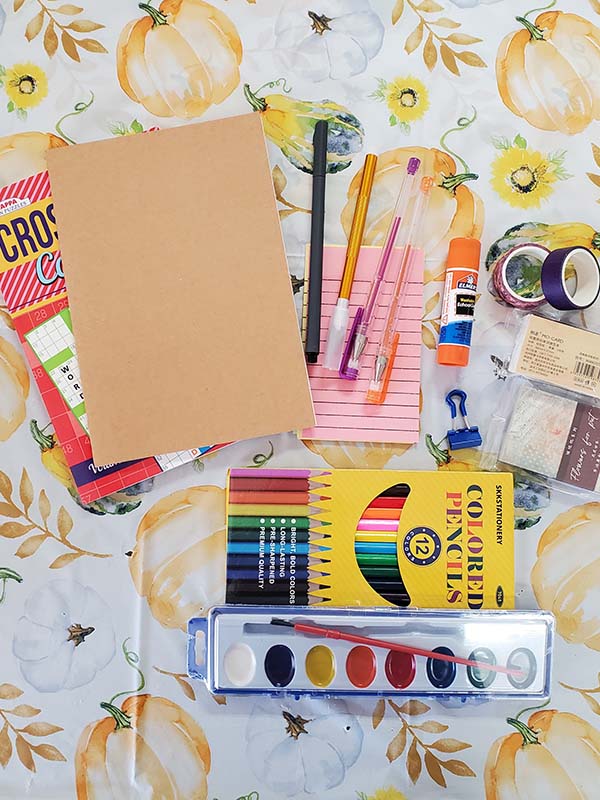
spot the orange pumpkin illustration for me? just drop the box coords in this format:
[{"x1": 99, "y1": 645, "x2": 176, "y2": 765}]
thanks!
[
  {"x1": 0, "y1": 132, "x2": 67, "y2": 185},
  {"x1": 75, "y1": 694, "x2": 211, "y2": 799},
  {"x1": 485, "y1": 708, "x2": 600, "y2": 798},
  {"x1": 302, "y1": 439, "x2": 413, "y2": 468},
  {"x1": 117, "y1": 0, "x2": 242, "y2": 118},
  {"x1": 341, "y1": 145, "x2": 483, "y2": 280},
  {"x1": 0, "y1": 336, "x2": 30, "y2": 441},
  {"x1": 496, "y1": 8, "x2": 600, "y2": 135},
  {"x1": 129, "y1": 486, "x2": 226, "y2": 630},
  {"x1": 531, "y1": 502, "x2": 600, "y2": 649}
]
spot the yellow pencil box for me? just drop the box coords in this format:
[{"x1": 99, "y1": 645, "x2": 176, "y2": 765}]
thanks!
[{"x1": 225, "y1": 469, "x2": 515, "y2": 610}]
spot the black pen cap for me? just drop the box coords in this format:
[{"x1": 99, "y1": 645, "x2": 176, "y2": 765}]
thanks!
[{"x1": 312, "y1": 120, "x2": 328, "y2": 177}]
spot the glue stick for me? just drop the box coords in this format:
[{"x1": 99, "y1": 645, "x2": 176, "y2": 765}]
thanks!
[{"x1": 437, "y1": 237, "x2": 481, "y2": 367}]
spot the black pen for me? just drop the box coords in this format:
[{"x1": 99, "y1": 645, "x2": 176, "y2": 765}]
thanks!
[{"x1": 305, "y1": 120, "x2": 328, "y2": 364}]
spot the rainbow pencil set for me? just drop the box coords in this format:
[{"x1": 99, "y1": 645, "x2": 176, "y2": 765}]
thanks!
[{"x1": 225, "y1": 468, "x2": 515, "y2": 609}]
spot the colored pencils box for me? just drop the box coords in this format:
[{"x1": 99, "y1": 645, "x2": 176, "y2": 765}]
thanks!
[{"x1": 225, "y1": 469, "x2": 515, "y2": 609}]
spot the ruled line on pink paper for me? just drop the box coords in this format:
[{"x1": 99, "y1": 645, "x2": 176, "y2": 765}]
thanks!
[{"x1": 300, "y1": 245, "x2": 423, "y2": 444}]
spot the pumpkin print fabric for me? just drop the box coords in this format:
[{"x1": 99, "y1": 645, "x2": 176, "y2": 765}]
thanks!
[{"x1": 3, "y1": 0, "x2": 600, "y2": 797}]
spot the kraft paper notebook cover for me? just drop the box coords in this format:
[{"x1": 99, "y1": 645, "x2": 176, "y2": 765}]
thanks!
[
  {"x1": 300, "y1": 245, "x2": 423, "y2": 443},
  {"x1": 0, "y1": 170, "x2": 228, "y2": 504},
  {"x1": 47, "y1": 114, "x2": 314, "y2": 465}
]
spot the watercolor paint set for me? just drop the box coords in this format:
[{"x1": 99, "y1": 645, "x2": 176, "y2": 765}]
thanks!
[
  {"x1": 225, "y1": 468, "x2": 515, "y2": 610},
  {"x1": 188, "y1": 606, "x2": 553, "y2": 699}
]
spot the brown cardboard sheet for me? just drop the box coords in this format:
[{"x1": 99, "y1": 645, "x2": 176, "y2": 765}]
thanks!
[{"x1": 47, "y1": 113, "x2": 314, "y2": 465}]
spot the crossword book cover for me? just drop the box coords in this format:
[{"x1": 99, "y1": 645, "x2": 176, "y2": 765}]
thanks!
[{"x1": 0, "y1": 170, "x2": 225, "y2": 503}]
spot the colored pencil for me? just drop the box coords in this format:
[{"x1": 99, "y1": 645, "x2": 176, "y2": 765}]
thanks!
[
  {"x1": 228, "y1": 516, "x2": 329, "y2": 531},
  {"x1": 228, "y1": 491, "x2": 324, "y2": 505},
  {"x1": 369, "y1": 497, "x2": 407, "y2": 509},
  {"x1": 228, "y1": 529, "x2": 314, "y2": 543},
  {"x1": 228, "y1": 577, "x2": 312, "y2": 593},
  {"x1": 362, "y1": 507, "x2": 403, "y2": 520},
  {"x1": 270, "y1": 619, "x2": 525, "y2": 677},
  {"x1": 355, "y1": 542, "x2": 396, "y2": 555},
  {"x1": 229, "y1": 478, "x2": 313, "y2": 492},
  {"x1": 229, "y1": 561, "x2": 332, "y2": 577},
  {"x1": 229, "y1": 469, "x2": 329, "y2": 479},
  {"x1": 369, "y1": 579, "x2": 408, "y2": 592},
  {"x1": 228, "y1": 542, "x2": 330, "y2": 556},
  {"x1": 225, "y1": 587, "x2": 314, "y2": 604},
  {"x1": 227, "y1": 552, "x2": 330, "y2": 567},
  {"x1": 227, "y1": 568, "x2": 314, "y2": 582},
  {"x1": 355, "y1": 531, "x2": 397, "y2": 543},
  {"x1": 357, "y1": 519, "x2": 399, "y2": 532},
  {"x1": 232, "y1": 583, "x2": 331, "y2": 602},
  {"x1": 231, "y1": 590, "x2": 314, "y2": 605},
  {"x1": 358, "y1": 565, "x2": 402, "y2": 578},
  {"x1": 377, "y1": 593, "x2": 411, "y2": 606},
  {"x1": 356, "y1": 553, "x2": 398, "y2": 567},
  {"x1": 370, "y1": 587, "x2": 410, "y2": 602},
  {"x1": 229, "y1": 504, "x2": 323, "y2": 517},
  {"x1": 227, "y1": 581, "x2": 311, "y2": 598},
  {"x1": 381, "y1": 484, "x2": 410, "y2": 498}
]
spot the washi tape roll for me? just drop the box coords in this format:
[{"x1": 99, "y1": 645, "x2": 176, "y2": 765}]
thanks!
[
  {"x1": 490, "y1": 243, "x2": 550, "y2": 309},
  {"x1": 541, "y1": 246, "x2": 600, "y2": 311}
]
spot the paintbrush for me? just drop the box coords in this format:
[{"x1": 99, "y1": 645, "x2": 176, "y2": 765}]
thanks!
[{"x1": 271, "y1": 618, "x2": 524, "y2": 677}]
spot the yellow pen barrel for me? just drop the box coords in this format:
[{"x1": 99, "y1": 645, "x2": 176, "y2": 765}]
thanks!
[{"x1": 339, "y1": 153, "x2": 378, "y2": 299}]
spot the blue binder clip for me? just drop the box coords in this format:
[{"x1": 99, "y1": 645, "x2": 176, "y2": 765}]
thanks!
[{"x1": 445, "y1": 389, "x2": 482, "y2": 451}]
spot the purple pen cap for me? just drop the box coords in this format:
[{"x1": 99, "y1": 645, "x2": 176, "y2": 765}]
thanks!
[
  {"x1": 407, "y1": 157, "x2": 421, "y2": 175},
  {"x1": 339, "y1": 307, "x2": 363, "y2": 380}
]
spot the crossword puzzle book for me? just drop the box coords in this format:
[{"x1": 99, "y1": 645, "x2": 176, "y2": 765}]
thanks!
[{"x1": 0, "y1": 171, "x2": 227, "y2": 503}]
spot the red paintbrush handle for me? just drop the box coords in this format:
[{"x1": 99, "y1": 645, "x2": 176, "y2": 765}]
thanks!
[{"x1": 292, "y1": 622, "x2": 523, "y2": 677}]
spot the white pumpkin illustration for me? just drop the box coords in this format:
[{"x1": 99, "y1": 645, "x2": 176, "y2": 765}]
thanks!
[
  {"x1": 274, "y1": 0, "x2": 384, "y2": 82},
  {"x1": 13, "y1": 579, "x2": 115, "y2": 692},
  {"x1": 246, "y1": 699, "x2": 363, "y2": 795}
]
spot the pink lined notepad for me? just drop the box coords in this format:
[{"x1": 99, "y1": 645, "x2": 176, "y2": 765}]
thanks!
[{"x1": 301, "y1": 245, "x2": 423, "y2": 443}]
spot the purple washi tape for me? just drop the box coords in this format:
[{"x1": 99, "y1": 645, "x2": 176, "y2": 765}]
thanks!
[{"x1": 541, "y1": 246, "x2": 600, "y2": 311}]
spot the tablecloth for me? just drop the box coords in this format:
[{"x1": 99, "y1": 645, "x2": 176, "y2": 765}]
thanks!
[{"x1": 1, "y1": 0, "x2": 600, "y2": 797}]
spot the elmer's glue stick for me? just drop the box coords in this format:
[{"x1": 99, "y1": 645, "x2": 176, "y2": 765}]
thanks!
[{"x1": 438, "y1": 237, "x2": 481, "y2": 367}]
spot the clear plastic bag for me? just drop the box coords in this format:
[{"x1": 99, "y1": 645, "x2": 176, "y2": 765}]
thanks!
[{"x1": 482, "y1": 376, "x2": 600, "y2": 498}]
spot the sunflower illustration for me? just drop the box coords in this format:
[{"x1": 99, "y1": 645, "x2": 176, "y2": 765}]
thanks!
[
  {"x1": 490, "y1": 134, "x2": 571, "y2": 209},
  {"x1": 358, "y1": 789, "x2": 408, "y2": 800},
  {"x1": 370, "y1": 75, "x2": 429, "y2": 133},
  {"x1": 0, "y1": 63, "x2": 48, "y2": 119}
]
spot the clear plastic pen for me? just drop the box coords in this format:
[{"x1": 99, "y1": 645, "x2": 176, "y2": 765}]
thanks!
[
  {"x1": 339, "y1": 157, "x2": 421, "y2": 380},
  {"x1": 366, "y1": 175, "x2": 433, "y2": 404}
]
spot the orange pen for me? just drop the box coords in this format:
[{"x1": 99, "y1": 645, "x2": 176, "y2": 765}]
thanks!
[{"x1": 322, "y1": 153, "x2": 377, "y2": 370}]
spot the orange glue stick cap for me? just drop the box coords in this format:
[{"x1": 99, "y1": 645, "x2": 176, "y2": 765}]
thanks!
[{"x1": 447, "y1": 237, "x2": 481, "y2": 270}]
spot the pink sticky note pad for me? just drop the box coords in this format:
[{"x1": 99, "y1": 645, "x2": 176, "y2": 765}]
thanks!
[{"x1": 301, "y1": 245, "x2": 423, "y2": 444}]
